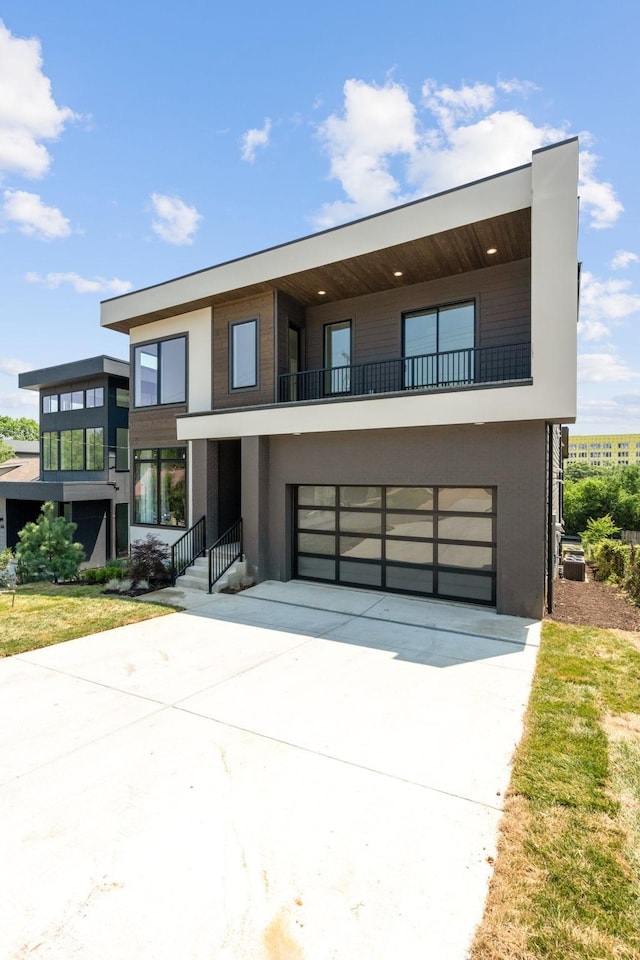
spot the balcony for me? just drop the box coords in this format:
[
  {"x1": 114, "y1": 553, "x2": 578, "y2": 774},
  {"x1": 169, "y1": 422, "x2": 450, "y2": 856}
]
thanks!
[{"x1": 278, "y1": 342, "x2": 531, "y2": 404}]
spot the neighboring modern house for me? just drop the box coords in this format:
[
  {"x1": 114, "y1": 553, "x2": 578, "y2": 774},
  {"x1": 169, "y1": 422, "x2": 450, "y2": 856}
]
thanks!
[
  {"x1": 100, "y1": 137, "x2": 579, "y2": 619},
  {"x1": 567, "y1": 433, "x2": 640, "y2": 467},
  {"x1": 0, "y1": 356, "x2": 130, "y2": 566}
]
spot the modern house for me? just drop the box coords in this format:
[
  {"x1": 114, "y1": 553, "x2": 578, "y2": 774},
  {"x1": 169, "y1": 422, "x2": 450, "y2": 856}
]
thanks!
[
  {"x1": 100, "y1": 137, "x2": 579, "y2": 618},
  {"x1": 0, "y1": 356, "x2": 130, "y2": 566},
  {"x1": 567, "y1": 433, "x2": 640, "y2": 467}
]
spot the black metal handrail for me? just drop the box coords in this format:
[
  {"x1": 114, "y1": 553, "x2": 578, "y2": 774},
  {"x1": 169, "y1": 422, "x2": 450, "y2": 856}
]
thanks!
[
  {"x1": 171, "y1": 515, "x2": 206, "y2": 583},
  {"x1": 278, "y1": 341, "x2": 531, "y2": 403},
  {"x1": 208, "y1": 518, "x2": 243, "y2": 592}
]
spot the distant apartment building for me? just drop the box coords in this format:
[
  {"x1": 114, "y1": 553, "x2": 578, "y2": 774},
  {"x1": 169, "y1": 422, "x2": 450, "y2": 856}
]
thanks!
[{"x1": 567, "y1": 433, "x2": 640, "y2": 467}]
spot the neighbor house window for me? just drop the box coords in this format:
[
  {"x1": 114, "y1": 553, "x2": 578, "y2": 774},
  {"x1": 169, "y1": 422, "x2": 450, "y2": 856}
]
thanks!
[
  {"x1": 60, "y1": 391, "x2": 84, "y2": 411},
  {"x1": 42, "y1": 394, "x2": 58, "y2": 414},
  {"x1": 85, "y1": 387, "x2": 104, "y2": 408},
  {"x1": 231, "y1": 319, "x2": 258, "y2": 389},
  {"x1": 85, "y1": 427, "x2": 104, "y2": 470},
  {"x1": 60, "y1": 429, "x2": 85, "y2": 470},
  {"x1": 133, "y1": 447, "x2": 186, "y2": 527},
  {"x1": 116, "y1": 387, "x2": 129, "y2": 408},
  {"x1": 134, "y1": 336, "x2": 186, "y2": 407},
  {"x1": 116, "y1": 427, "x2": 130, "y2": 471},
  {"x1": 42, "y1": 431, "x2": 59, "y2": 470}
]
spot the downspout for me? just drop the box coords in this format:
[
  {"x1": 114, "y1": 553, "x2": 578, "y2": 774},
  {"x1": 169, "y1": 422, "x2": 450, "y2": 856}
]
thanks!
[{"x1": 547, "y1": 423, "x2": 554, "y2": 614}]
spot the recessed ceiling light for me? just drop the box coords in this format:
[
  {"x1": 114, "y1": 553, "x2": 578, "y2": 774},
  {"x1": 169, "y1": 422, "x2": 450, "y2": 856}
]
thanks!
[
  {"x1": 318, "y1": 290, "x2": 326, "y2": 295},
  {"x1": 486, "y1": 247, "x2": 498, "y2": 255},
  {"x1": 393, "y1": 270, "x2": 403, "y2": 277}
]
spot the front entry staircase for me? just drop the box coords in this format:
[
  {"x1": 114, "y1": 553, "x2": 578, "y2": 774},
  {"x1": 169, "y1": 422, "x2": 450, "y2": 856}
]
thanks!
[{"x1": 171, "y1": 517, "x2": 246, "y2": 593}]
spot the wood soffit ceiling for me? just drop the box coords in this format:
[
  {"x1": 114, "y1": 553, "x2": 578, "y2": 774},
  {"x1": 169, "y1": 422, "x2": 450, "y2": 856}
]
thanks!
[{"x1": 212, "y1": 208, "x2": 531, "y2": 309}]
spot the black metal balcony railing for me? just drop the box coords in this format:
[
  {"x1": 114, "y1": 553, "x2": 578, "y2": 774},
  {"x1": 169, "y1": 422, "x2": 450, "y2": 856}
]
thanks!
[{"x1": 278, "y1": 342, "x2": 531, "y2": 404}]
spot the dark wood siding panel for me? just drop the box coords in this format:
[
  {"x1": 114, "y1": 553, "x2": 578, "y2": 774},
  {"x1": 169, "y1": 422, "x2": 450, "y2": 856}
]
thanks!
[
  {"x1": 213, "y1": 292, "x2": 274, "y2": 409},
  {"x1": 129, "y1": 406, "x2": 186, "y2": 448},
  {"x1": 304, "y1": 260, "x2": 531, "y2": 368}
]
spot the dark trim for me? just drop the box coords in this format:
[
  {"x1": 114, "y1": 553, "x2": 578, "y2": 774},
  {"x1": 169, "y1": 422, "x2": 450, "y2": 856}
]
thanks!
[
  {"x1": 229, "y1": 318, "x2": 259, "y2": 391},
  {"x1": 131, "y1": 333, "x2": 188, "y2": 409}
]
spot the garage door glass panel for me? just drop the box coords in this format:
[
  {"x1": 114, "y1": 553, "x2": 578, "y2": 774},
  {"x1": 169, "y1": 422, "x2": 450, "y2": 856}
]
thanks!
[
  {"x1": 386, "y1": 540, "x2": 433, "y2": 564},
  {"x1": 297, "y1": 556, "x2": 335, "y2": 580},
  {"x1": 386, "y1": 514, "x2": 433, "y2": 538},
  {"x1": 386, "y1": 487, "x2": 433, "y2": 510},
  {"x1": 439, "y1": 488, "x2": 493, "y2": 512},
  {"x1": 339, "y1": 486, "x2": 382, "y2": 508},
  {"x1": 298, "y1": 486, "x2": 336, "y2": 507},
  {"x1": 339, "y1": 511, "x2": 382, "y2": 534},
  {"x1": 438, "y1": 515, "x2": 493, "y2": 542},
  {"x1": 438, "y1": 571, "x2": 493, "y2": 602},
  {"x1": 386, "y1": 565, "x2": 433, "y2": 593},
  {"x1": 339, "y1": 561, "x2": 382, "y2": 586},
  {"x1": 340, "y1": 536, "x2": 382, "y2": 559},
  {"x1": 438, "y1": 543, "x2": 493, "y2": 570},
  {"x1": 298, "y1": 532, "x2": 335, "y2": 555},
  {"x1": 297, "y1": 509, "x2": 336, "y2": 531}
]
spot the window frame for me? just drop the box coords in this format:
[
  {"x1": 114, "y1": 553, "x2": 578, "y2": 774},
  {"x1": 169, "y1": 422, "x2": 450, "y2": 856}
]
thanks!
[
  {"x1": 402, "y1": 298, "x2": 476, "y2": 387},
  {"x1": 230, "y1": 319, "x2": 259, "y2": 391},
  {"x1": 133, "y1": 334, "x2": 187, "y2": 409},
  {"x1": 132, "y1": 446, "x2": 187, "y2": 528}
]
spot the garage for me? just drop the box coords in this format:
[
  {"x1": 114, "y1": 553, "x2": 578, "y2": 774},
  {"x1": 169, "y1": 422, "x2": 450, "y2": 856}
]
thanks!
[{"x1": 294, "y1": 485, "x2": 496, "y2": 605}]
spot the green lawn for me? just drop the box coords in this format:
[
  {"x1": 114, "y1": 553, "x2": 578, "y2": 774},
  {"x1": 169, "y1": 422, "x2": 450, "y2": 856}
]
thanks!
[
  {"x1": 0, "y1": 582, "x2": 180, "y2": 657},
  {"x1": 472, "y1": 622, "x2": 640, "y2": 960}
]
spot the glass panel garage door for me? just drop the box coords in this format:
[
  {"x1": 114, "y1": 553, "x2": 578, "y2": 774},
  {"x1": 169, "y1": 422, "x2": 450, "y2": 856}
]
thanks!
[{"x1": 294, "y1": 485, "x2": 496, "y2": 605}]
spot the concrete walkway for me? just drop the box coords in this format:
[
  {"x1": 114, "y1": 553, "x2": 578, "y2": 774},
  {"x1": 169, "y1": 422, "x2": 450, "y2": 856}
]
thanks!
[{"x1": 0, "y1": 581, "x2": 540, "y2": 959}]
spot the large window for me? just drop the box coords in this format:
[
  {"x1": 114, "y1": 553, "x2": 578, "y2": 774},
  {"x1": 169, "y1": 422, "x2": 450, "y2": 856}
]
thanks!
[
  {"x1": 116, "y1": 427, "x2": 130, "y2": 471},
  {"x1": 231, "y1": 319, "x2": 258, "y2": 389},
  {"x1": 133, "y1": 448, "x2": 186, "y2": 527},
  {"x1": 134, "y1": 336, "x2": 186, "y2": 407},
  {"x1": 43, "y1": 428, "x2": 104, "y2": 472},
  {"x1": 403, "y1": 301, "x2": 475, "y2": 387},
  {"x1": 324, "y1": 320, "x2": 352, "y2": 394}
]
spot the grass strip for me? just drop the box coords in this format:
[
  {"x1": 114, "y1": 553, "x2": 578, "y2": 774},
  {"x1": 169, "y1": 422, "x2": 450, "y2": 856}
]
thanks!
[
  {"x1": 471, "y1": 622, "x2": 640, "y2": 960},
  {"x1": 0, "y1": 583, "x2": 179, "y2": 657}
]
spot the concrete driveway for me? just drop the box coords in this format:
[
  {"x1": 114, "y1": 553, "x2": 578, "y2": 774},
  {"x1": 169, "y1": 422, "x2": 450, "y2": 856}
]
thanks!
[{"x1": 0, "y1": 580, "x2": 540, "y2": 960}]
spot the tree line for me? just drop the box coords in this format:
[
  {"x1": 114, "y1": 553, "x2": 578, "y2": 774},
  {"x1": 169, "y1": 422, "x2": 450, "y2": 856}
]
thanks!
[{"x1": 564, "y1": 462, "x2": 640, "y2": 535}]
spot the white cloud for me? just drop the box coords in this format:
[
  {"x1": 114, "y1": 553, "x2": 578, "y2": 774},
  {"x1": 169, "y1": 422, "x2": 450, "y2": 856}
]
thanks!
[
  {"x1": 241, "y1": 118, "x2": 272, "y2": 163},
  {"x1": 611, "y1": 250, "x2": 639, "y2": 270},
  {"x1": 578, "y1": 270, "x2": 640, "y2": 340},
  {"x1": 312, "y1": 77, "x2": 621, "y2": 231},
  {"x1": 0, "y1": 358, "x2": 32, "y2": 376},
  {"x1": 150, "y1": 193, "x2": 202, "y2": 245},
  {"x1": 578, "y1": 149, "x2": 623, "y2": 229},
  {"x1": 315, "y1": 79, "x2": 417, "y2": 227},
  {"x1": 0, "y1": 389, "x2": 38, "y2": 410},
  {"x1": 2, "y1": 189, "x2": 71, "y2": 239},
  {"x1": 578, "y1": 353, "x2": 639, "y2": 383},
  {"x1": 25, "y1": 272, "x2": 132, "y2": 295},
  {"x1": 0, "y1": 20, "x2": 77, "y2": 178}
]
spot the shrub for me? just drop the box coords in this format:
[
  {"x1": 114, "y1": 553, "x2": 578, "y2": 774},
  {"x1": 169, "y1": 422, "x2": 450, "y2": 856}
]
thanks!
[
  {"x1": 0, "y1": 546, "x2": 15, "y2": 588},
  {"x1": 591, "y1": 538, "x2": 640, "y2": 605},
  {"x1": 15, "y1": 501, "x2": 84, "y2": 583},
  {"x1": 83, "y1": 561, "x2": 127, "y2": 585},
  {"x1": 129, "y1": 534, "x2": 170, "y2": 587}
]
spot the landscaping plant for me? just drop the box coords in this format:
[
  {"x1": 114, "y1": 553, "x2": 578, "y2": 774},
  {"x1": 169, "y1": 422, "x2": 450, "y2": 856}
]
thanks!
[
  {"x1": 129, "y1": 533, "x2": 171, "y2": 588},
  {"x1": 15, "y1": 501, "x2": 85, "y2": 583}
]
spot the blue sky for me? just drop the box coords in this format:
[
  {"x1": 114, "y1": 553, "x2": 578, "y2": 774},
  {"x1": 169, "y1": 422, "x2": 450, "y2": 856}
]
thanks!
[{"x1": 1, "y1": 0, "x2": 639, "y2": 434}]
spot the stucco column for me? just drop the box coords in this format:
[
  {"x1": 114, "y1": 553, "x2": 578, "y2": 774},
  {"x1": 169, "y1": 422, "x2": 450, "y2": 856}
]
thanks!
[{"x1": 241, "y1": 436, "x2": 269, "y2": 581}]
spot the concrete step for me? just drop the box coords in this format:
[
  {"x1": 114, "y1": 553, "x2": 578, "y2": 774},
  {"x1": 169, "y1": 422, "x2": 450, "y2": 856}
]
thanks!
[{"x1": 177, "y1": 557, "x2": 250, "y2": 593}]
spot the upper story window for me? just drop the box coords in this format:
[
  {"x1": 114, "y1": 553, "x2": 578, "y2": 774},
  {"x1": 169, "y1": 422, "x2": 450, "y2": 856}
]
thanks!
[
  {"x1": 42, "y1": 428, "x2": 104, "y2": 472},
  {"x1": 60, "y1": 390, "x2": 84, "y2": 411},
  {"x1": 403, "y1": 301, "x2": 475, "y2": 387},
  {"x1": 134, "y1": 336, "x2": 186, "y2": 407},
  {"x1": 85, "y1": 387, "x2": 104, "y2": 408},
  {"x1": 231, "y1": 319, "x2": 258, "y2": 389},
  {"x1": 42, "y1": 394, "x2": 58, "y2": 414},
  {"x1": 116, "y1": 387, "x2": 130, "y2": 408}
]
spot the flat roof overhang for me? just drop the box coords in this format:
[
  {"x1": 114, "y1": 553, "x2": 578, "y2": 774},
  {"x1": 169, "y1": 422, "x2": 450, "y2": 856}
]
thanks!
[
  {"x1": 19, "y1": 356, "x2": 129, "y2": 392},
  {"x1": 0, "y1": 480, "x2": 122, "y2": 501},
  {"x1": 101, "y1": 162, "x2": 533, "y2": 333}
]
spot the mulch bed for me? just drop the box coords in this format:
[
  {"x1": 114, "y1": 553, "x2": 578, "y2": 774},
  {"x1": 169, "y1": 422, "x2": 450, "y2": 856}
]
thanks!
[{"x1": 547, "y1": 565, "x2": 640, "y2": 631}]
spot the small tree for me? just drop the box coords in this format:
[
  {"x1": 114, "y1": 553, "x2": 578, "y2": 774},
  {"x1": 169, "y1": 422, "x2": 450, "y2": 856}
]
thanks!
[
  {"x1": 129, "y1": 534, "x2": 171, "y2": 587},
  {"x1": 15, "y1": 501, "x2": 85, "y2": 583},
  {"x1": 0, "y1": 546, "x2": 14, "y2": 588},
  {"x1": 0, "y1": 437, "x2": 15, "y2": 464}
]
